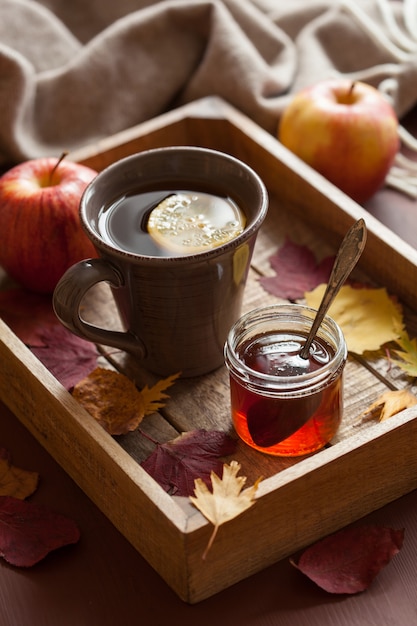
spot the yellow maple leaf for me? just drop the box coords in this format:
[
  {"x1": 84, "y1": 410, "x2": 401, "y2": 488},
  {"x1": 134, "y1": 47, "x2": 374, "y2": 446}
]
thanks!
[
  {"x1": 190, "y1": 460, "x2": 261, "y2": 559},
  {"x1": 391, "y1": 327, "x2": 417, "y2": 377},
  {"x1": 0, "y1": 453, "x2": 38, "y2": 499},
  {"x1": 141, "y1": 372, "x2": 180, "y2": 415},
  {"x1": 305, "y1": 285, "x2": 403, "y2": 354},
  {"x1": 358, "y1": 389, "x2": 417, "y2": 422}
]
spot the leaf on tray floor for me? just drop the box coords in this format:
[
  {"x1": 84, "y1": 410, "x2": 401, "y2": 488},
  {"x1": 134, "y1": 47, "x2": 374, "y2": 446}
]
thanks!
[
  {"x1": 30, "y1": 324, "x2": 99, "y2": 390},
  {"x1": 0, "y1": 496, "x2": 80, "y2": 567},
  {"x1": 259, "y1": 238, "x2": 335, "y2": 300},
  {"x1": 357, "y1": 389, "x2": 417, "y2": 423},
  {"x1": 305, "y1": 285, "x2": 403, "y2": 354},
  {"x1": 190, "y1": 460, "x2": 261, "y2": 560},
  {"x1": 140, "y1": 372, "x2": 180, "y2": 415},
  {"x1": 291, "y1": 525, "x2": 404, "y2": 594},
  {"x1": 0, "y1": 448, "x2": 39, "y2": 499},
  {"x1": 0, "y1": 288, "x2": 57, "y2": 346},
  {"x1": 72, "y1": 367, "x2": 146, "y2": 435},
  {"x1": 141, "y1": 429, "x2": 237, "y2": 496},
  {"x1": 390, "y1": 326, "x2": 417, "y2": 377}
]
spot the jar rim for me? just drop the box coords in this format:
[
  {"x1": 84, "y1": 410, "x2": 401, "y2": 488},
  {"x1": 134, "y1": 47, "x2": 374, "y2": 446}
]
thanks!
[{"x1": 224, "y1": 303, "x2": 347, "y2": 394}]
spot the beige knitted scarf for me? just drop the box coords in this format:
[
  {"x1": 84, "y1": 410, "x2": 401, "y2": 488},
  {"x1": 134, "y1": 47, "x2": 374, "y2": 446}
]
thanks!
[{"x1": 1, "y1": 0, "x2": 417, "y2": 196}]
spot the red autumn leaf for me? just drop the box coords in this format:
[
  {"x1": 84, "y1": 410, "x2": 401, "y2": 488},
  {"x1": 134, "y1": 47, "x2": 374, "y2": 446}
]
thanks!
[
  {"x1": 0, "y1": 288, "x2": 57, "y2": 346},
  {"x1": 141, "y1": 429, "x2": 237, "y2": 496},
  {"x1": 0, "y1": 287, "x2": 98, "y2": 388},
  {"x1": 0, "y1": 496, "x2": 80, "y2": 567},
  {"x1": 30, "y1": 325, "x2": 98, "y2": 390},
  {"x1": 291, "y1": 525, "x2": 404, "y2": 594},
  {"x1": 259, "y1": 238, "x2": 335, "y2": 300}
]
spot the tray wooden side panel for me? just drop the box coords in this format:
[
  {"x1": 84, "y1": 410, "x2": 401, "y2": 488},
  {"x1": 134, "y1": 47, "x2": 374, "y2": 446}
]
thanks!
[
  {"x1": 178, "y1": 408, "x2": 417, "y2": 602},
  {"x1": 0, "y1": 320, "x2": 197, "y2": 599},
  {"x1": 67, "y1": 97, "x2": 225, "y2": 170}
]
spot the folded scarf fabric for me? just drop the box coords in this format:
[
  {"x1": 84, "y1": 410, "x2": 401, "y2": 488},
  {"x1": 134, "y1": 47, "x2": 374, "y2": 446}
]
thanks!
[{"x1": 1, "y1": 0, "x2": 417, "y2": 189}]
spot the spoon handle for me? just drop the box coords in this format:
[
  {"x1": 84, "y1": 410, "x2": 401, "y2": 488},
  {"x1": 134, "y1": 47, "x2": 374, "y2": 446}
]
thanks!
[{"x1": 299, "y1": 218, "x2": 367, "y2": 359}]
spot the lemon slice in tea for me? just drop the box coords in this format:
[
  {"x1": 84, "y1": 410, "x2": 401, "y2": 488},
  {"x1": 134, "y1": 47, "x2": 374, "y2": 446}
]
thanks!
[{"x1": 147, "y1": 192, "x2": 246, "y2": 254}]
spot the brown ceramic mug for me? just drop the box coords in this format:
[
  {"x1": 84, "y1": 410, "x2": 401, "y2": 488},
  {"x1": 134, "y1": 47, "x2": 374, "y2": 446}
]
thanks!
[{"x1": 52, "y1": 146, "x2": 268, "y2": 377}]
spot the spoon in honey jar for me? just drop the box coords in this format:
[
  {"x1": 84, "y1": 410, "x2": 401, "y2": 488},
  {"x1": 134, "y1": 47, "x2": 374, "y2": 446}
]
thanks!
[
  {"x1": 246, "y1": 218, "x2": 367, "y2": 449},
  {"x1": 299, "y1": 218, "x2": 367, "y2": 360}
]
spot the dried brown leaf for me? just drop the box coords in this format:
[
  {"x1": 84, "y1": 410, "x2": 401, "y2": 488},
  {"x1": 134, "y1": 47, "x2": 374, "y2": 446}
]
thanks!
[
  {"x1": 140, "y1": 372, "x2": 180, "y2": 415},
  {"x1": 72, "y1": 367, "x2": 145, "y2": 435},
  {"x1": 0, "y1": 448, "x2": 39, "y2": 499},
  {"x1": 358, "y1": 389, "x2": 417, "y2": 423}
]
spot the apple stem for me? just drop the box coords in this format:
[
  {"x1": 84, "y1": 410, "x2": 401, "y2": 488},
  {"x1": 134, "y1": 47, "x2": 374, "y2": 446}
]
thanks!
[
  {"x1": 49, "y1": 151, "x2": 69, "y2": 185},
  {"x1": 348, "y1": 82, "x2": 356, "y2": 97}
]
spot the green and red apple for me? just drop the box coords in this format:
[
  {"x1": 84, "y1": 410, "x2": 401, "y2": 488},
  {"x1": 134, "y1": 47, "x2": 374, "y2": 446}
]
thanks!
[
  {"x1": 0, "y1": 155, "x2": 98, "y2": 293},
  {"x1": 278, "y1": 79, "x2": 400, "y2": 203}
]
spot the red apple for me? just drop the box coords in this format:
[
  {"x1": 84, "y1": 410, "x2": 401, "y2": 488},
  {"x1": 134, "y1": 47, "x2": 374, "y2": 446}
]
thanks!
[
  {"x1": 0, "y1": 155, "x2": 98, "y2": 293},
  {"x1": 278, "y1": 79, "x2": 400, "y2": 203}
]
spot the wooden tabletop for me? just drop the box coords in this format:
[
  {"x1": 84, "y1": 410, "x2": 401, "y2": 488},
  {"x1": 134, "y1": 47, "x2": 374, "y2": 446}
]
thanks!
[{"x1": 1, "y1": 395, "x2": 416, "y2": 625}]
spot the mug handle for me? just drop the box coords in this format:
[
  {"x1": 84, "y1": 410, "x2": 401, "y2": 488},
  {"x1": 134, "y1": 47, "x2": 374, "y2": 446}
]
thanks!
[{"x1": 53, "y1": 258, "x2": 146, "y2": 358}]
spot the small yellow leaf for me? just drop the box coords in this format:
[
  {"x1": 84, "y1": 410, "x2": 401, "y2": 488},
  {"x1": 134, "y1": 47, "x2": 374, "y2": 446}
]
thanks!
[
  {"x1": 141, "y1": 372, "x2": 180, "y2": 415},
  {"x1": 190, "y1": 460, "x2": 261, "y2": 559},
  {"x1": 0, "y1": 453, "x2": 38, "y2": 499},
  {"x1": 358, "y1": 389, "x2": 417, "y2": 423},
  {"x1": 391, "y1": 327, "x2": 417, "y2": 377},
  {"x1": 305, "y1": 285, "x2": 403, "y2": 354}
]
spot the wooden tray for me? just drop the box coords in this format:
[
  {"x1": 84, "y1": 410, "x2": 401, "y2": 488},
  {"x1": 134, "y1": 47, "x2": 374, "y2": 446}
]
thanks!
[{"x1": 2, "y1": 96, "x2": 417, "y2": 603}]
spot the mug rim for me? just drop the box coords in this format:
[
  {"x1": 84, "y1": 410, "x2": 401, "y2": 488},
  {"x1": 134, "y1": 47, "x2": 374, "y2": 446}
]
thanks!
[{"x1": 79, "y1": 146, "x2": 269, "y2": 264}]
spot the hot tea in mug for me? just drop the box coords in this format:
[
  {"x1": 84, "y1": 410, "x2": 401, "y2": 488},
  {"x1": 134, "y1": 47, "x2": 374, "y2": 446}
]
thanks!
[
  {"x1": 53, "y1": 147, "x2": 268, "y2": 377},
  {"x1": 98, "y1": 189, "x2": 246, "y2": 256}
]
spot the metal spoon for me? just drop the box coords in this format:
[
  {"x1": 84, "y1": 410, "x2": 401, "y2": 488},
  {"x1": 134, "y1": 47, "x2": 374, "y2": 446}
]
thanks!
[
  {"x1": 299, "y1": 218, "x2": 367, "y2": 360},
  {"x1": 245, "y1": 219, "x2": 367, "y2": 448}
]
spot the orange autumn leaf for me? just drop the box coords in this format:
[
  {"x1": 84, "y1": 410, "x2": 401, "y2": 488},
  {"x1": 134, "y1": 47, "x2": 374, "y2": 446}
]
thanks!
[
  {"x1": 72, "y1": 367, "x2": 178, "y2": 435},
  {"x1": 358, "y1": 389, "x2": 417, "y2": 423},
  {"x1": 0, "y1": 449, "x2": 39, "y2": 499},
  {"x1": 73, "y1": 367, "x2": 145, "y2": 435},
  {"x1": 305, "y1": 285, "x2": 403, "y2": 354},
  {"x1": 141, "y1": 372, "x2": 180, "y2": 415},
  {"x1": 190, "y1": 461, "x2": 261, "y2": 560}
]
